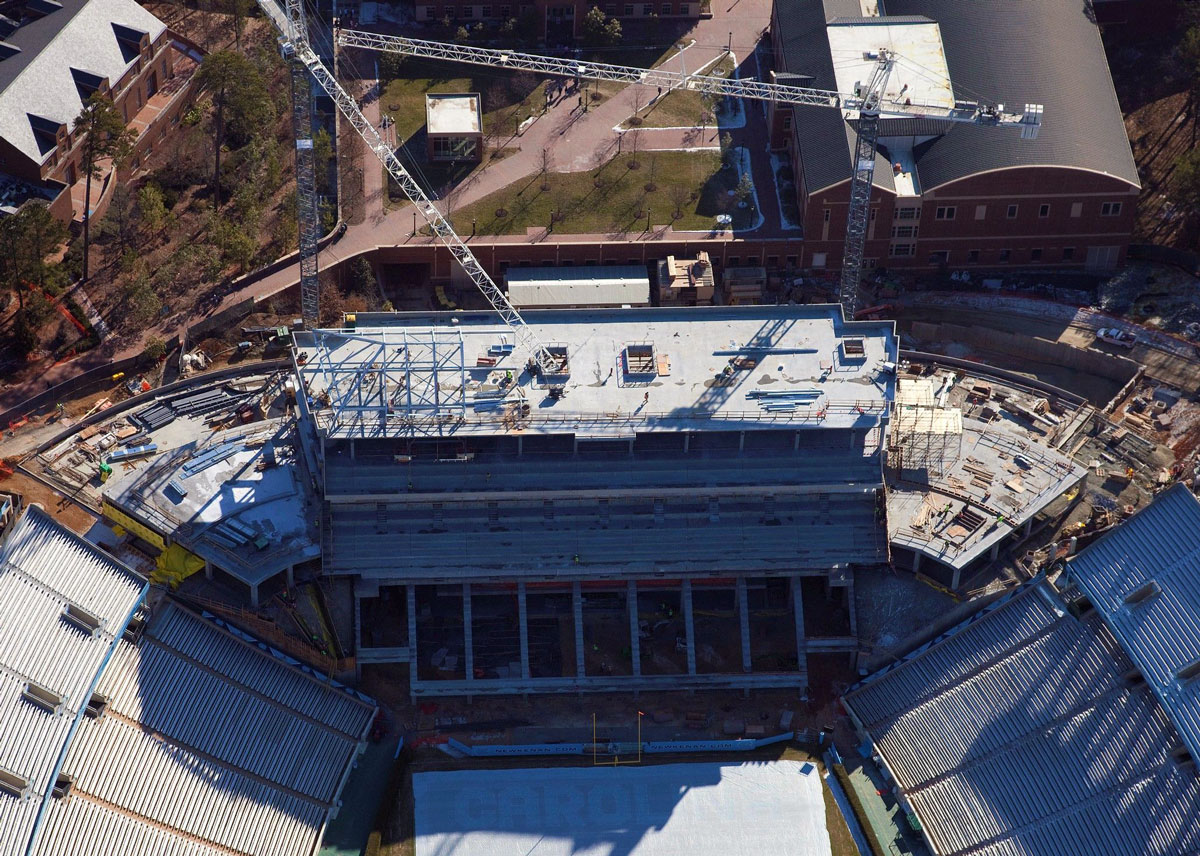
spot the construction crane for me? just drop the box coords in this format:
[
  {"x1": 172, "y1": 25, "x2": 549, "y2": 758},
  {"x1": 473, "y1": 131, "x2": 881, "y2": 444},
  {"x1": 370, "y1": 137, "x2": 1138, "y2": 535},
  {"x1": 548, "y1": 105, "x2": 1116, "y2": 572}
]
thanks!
[
  {"x1": 335, "y1": 29, "x2": 1042, "y2": 316},
  {"x1": 257, "y1": 0, "x2": 560, "y2": 373},
  {"x1": 282, "y1": 0, "x2": 321, "y2": 325}
]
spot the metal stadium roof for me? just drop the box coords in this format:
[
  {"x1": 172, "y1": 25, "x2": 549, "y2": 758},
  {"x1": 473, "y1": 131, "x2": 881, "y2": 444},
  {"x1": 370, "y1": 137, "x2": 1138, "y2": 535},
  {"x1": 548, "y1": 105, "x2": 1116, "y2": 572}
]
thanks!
[{"x1": 1067, "y1": 483, "x2": 1200, "y2": 767}]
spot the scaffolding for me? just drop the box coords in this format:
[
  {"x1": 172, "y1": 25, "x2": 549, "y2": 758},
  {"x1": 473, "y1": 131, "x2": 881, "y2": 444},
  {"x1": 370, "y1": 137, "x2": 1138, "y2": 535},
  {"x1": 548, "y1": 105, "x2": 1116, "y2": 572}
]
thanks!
[{"x1": 889, "y1": 405, "x2": 963, "y2": 477}]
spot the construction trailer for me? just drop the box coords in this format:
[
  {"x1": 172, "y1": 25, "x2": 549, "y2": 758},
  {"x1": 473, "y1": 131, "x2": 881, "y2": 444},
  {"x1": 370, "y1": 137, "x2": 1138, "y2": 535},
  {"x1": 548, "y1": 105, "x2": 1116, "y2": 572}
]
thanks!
[{"x1": 293, "y1": 305, "x2": 899, "y2": 696}]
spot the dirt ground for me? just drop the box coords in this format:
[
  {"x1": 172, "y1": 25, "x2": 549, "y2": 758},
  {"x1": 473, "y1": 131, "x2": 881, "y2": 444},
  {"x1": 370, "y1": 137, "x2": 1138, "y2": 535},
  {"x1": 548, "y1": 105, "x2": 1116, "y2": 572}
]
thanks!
[{"x1": 0, "y1": 470, "x2": 98, "y2": 534}]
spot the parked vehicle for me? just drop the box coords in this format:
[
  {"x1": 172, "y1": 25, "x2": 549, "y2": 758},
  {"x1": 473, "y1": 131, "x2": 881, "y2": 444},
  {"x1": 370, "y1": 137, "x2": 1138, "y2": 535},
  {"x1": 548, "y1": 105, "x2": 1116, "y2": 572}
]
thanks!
[{"x1": 1096, "y1": 327, "x2": 1137, "y2": 349}]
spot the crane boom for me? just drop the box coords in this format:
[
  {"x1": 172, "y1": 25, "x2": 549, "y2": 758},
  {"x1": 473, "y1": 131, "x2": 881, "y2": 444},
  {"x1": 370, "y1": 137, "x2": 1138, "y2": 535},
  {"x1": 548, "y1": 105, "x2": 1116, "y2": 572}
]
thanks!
[
  {"x1": 261, "y1": 1, "x2": 558, "y2": 370},
  {"x1": 337, "y1": 29, "x2": 1043, "y2": 316},
  {"x1": 335, "y1": 29, "x2": 1042, "y2": 129},
  {"x1": 284, "y1": 0, "x2": 321, "y2": 325}
]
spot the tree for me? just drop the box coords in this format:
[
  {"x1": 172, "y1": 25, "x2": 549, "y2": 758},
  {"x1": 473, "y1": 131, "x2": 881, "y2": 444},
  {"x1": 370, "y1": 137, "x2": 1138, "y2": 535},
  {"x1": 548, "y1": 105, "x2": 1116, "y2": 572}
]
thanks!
[
  {"x1": 74, "y1": 93, "x2": 134, "y2": 282},
  {"x1": 196, "y1": 51, "x2": 274, "y2": 207},
  {"x1": 1170, "y1": 147, "x2": 1200, "y2": 217},
  {"x1": 99, "y1": 184, "x2": 139, "y2": 258},
  {"x1": 138, "y1": 182, "x2": 171, "y2": 235},
  {"x1": 0, "y1": 203, "x2": 67, "y2": 302},
  {"x1": 719, "y1": 132, "x2": 734, "y2": 168},
  {"x1": 626, "y1": 128, "x2": 643, "y2": 169},
  {"x1": 223, "y1": 0, "x2": 253, "y2": 49},
  {"x1": 349, "y1": 256, "x2": 376, "y2": 297},
  {"x1": 582, "y1": 6, "x2": 622, "y2": 46},
  {"x1": 735, "y1": 171, "x2": 754, "y2": 206},
  {"x1": 667, "y1": 183, "x2": 690, "y2": 219},
  {"x1": 143, "y1": 336, "x2": 168, "y2": 362},
  {"x1": 11, "y1": 310, "x2": 38, "y2": 356},
  {"x1": 122, "y1": 268, "x2": 162, "y2": 327}
]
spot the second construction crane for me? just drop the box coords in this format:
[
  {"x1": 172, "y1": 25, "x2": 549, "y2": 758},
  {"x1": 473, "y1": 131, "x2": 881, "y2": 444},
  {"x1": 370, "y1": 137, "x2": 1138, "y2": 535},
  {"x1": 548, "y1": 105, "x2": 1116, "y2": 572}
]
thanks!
[{"x1": 336, "y1": 29, "x2": 1042, "y2": 316}]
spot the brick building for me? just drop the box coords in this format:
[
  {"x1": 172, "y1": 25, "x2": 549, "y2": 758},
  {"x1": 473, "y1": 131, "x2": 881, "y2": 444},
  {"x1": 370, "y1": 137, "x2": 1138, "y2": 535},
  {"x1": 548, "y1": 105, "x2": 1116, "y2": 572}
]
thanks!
[
  {"x1": 0, "y1": 0, "x2": 200, "y2": 225},
  {"x1": 769, "y1": 0, "x2": 1140, "y2": 275},
  {"x1": 413, "y1": 0, "x2": 701, "y2": 43}
]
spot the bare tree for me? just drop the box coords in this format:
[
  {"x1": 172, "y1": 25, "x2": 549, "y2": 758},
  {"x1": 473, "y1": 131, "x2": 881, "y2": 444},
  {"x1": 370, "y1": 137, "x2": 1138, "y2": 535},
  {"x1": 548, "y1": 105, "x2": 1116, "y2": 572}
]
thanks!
[
  {"x1": 645, "y1": 155, "x2": 659, "y2": 192},
  {"x1": 667, "y1": 184, "x2": 690, "y2": 219},
  {"x1": 626, "y1": 129, "x2": 643, "y2": 169},
  {"x1": 540, "y1": 148, "x2": 553, "y2": 190},
  {"x1": 630, "y1": 88, "x2": 644, "y2": 125}
]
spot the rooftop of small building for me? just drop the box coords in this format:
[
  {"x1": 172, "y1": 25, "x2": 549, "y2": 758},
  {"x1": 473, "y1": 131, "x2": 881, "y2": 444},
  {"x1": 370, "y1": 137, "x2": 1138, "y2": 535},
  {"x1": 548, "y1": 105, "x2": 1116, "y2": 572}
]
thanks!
[
  {"x1": 825, "y1": 17, "x2": 954, "y2": 116},
  {"x1": 292, "y1": 305, "x2": 899, "y2": 440},
  {"x1": 504, "y1": 265, "x2": 650, "y2": 308},
  {"x1": 425, "y1": 92, "x2": 482, "y2": 135}
]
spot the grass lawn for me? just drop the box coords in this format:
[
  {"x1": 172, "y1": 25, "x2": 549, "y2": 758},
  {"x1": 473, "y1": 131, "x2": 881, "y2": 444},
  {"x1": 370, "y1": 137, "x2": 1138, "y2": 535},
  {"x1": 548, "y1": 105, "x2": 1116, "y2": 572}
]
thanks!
[
  {"x1": 380, "y1": 63, "x2": 542, "y2": 146},
  {"x1": 448, "y1": 150, "x2": 755, "y2": 236},
  {"x1": 622, "y1": 56, "x2": 735, "y2": 129}
]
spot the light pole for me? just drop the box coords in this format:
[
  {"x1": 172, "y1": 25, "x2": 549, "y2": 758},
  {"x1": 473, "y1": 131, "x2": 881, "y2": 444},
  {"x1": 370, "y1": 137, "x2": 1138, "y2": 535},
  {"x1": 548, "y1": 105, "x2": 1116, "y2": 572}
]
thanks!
[
  {"x1": 646, "y1": 207, "x2": 651, "y2": 232},
  {"x1": 411, "y1": 211, "x2": 417, "y2": 237},
  {"x1": 727, "y1": 31, "x2": 732, "y2": 52}
]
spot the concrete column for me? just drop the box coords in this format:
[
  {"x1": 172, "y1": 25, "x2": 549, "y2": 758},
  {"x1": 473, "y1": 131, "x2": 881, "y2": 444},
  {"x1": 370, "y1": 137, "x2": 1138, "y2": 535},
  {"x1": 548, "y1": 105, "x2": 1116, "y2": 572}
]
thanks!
[
  {"x1": 1023, "y1": 517, "x2": 1033, "y2": 537},
  {"x1": 794, "y1": 432, "x2": 801, "y2": 451},
  {"x1": 462, "y1": 583, "x2": 474, "y2": 681},
  {"x1": 406, "y1": 584, "x2": 418, "y2": 691},
  {"x1": 286, "y1": 565, "x2": 294, "y2": 588},
  {"x1": 517, "y1": 435, "x2": 523, "y2": 456},
  {"x1": 682, "y1": 579, "x2": 697, "y2": 676},
  {"x1": 951, "y1": 565, "x2": 962, "y2": 591},
  {"x1": 353, "y1": 589, "x2": 363, "y2": 681},
  {"x1": 791, "y1": 577, "x2": 809, "y2": 688},
  {"x1": 683, "y1": 432, "x2": 690, "y2": 453},
  {"x1": 990, "y1": 541, "x2": 1001, "y2": 560},
  {"x1": 912, "y1": 550, "x2": 922, "y2": 573},
  {"x1": 349, "y1": 439, "x2": 355, "y2": 460},
  {"x1": 573, "y1": 581, "x2": 585, "y2": 678},
  {"x1": 250, "y1": 583, "x2": 259, "y2": 608},
  {"x1": 204, "y1": 560, "x2": 213, "y2": 581},
  {"x1": 517, "y1": 581, "x2": 530, "y2": 680},
  {"x1": 736, "y1": 577, "x2": 752, "y2": 673},
  {"x1": 627, "y1": 580, "x2": 641, "y2": 677},
  {"x1": 738, "y1": 431, "x2": 745, "y2": 452}
]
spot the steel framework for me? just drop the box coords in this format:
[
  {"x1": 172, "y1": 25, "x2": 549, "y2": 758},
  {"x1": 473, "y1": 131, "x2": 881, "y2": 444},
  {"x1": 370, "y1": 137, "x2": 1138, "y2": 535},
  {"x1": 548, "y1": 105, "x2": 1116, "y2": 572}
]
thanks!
[
  {"x1": 338, "y1": 29, "x2": 1043, "y2": 317},
  {"x1": 303, "y1": 328, "x2": 468, "y2": 437},
  {"x1": 284, "y1": 0, "x2": 321, "y2": 325}
]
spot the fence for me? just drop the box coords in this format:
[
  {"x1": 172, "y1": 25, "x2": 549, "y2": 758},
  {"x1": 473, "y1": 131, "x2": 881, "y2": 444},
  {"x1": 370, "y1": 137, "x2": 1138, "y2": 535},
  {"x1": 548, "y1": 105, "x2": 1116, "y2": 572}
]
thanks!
[{"x1": 1129, "y1": 243, "x2": 1200, "y2": 276}]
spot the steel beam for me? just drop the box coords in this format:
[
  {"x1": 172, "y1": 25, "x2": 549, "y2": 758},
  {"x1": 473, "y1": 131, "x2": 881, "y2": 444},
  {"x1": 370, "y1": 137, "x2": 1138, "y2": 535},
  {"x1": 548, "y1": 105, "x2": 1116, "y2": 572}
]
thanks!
[
  {"x1": 463, "y1": 582, "x2": 473, "y2": 681},
  {"x1": 627, "y1": 580, "x2": 641, "y2": 678},
  {"x1": 792, "y1": 577, "x2": 809, "y2": 688},
  {"x1": 573, "y1": 581, "x2": 585, "y2": 678},
  {"x1": 406, "y1": 584, "x2": 418, "y2": 697},
  {"x1": 409, "y1": 671, "x2": 809, "y2": 696},
  {"x1": 517, "y1": 581, "x2": 530, "y2": 680},
  {"x1": 736, "y1": 576, "x2": 752, "y2": 673},
  {"x1": 682, "y1": 579, "x2": 697, "y2": 676}
]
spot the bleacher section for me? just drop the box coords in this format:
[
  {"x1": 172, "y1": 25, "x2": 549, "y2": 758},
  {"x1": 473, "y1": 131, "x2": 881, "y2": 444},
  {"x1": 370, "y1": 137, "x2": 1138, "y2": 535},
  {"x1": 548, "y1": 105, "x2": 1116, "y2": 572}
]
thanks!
[
  {"x1": 37, "y1": 602, "x2": 376, "y2": 856},
  {"x1": 842, "y1": 583, "x2": 1200, "y2": 856},
  {"x1": 0, "y1": 507, "x2": 147, "y2": 856}
]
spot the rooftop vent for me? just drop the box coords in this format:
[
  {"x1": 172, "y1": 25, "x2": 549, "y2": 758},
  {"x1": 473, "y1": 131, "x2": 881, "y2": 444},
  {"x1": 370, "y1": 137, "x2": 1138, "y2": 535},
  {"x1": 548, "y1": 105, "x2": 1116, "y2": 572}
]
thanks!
[
  {"x1": 1178, "y1": 657, "x2": 1200, "y2": 683},
  {"x1": 22, "y1": 681, "x2": 62, "y2": 713},
  {"x1": 84, "y1": 692, "x2": 108, "y2": 719},
  {"x1": 62, "y1": 602, "x2": 102, "y2": 636},
  {"x1": 1123, "y1": 580, "x2": 1160, "y2": 606},
  {"x1": 51, "y1": 774, "x2": 73, "y2": 799},
  {"x1": 840, "y1": 338, "x2": 867, "y2": 362},
  {"x1": 122, "y1": 611, "x2": 147, "y2": 643},
  {"x1": 0, "y1": 767, "x2": 30, "y2": 799},
  {"x1": 623, "y1": 343, "x2": 657, "y2": 377}
]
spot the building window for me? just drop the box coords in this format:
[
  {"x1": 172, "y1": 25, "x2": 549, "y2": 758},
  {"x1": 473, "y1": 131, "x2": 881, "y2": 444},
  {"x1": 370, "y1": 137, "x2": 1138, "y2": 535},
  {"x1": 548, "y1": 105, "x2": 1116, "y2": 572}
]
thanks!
[
  {"x1": 869, "y1": 207, "x2": 877, "y2": 222},
  {"x1": 786, "y1": 255, "x2": 797, "y2": 267},
  {"x1": 1031, "y1": 248, "x2": 1043, "y2": 261},
  {"x1": 823, "y1": 208, "x2": 830, "y2": 223},
  {"x1": 643, "y1": 3, "x2": 652, "y2": 13},
  {"x1": 889, "y1": 243, "x2": 916, "y2": 258},
  {"x1": 999, "y1": 249, "x2": 1011, "y2": 262},
  {"x1": 1006, "y1": 204, "x2": 1018, "y2": 219},
  {"x1": 967, "y1": 249, "x2": 980, "y2": 263},
  {"x1": 1063, "y1": 247, "x2": 1075, "y2": 261},
  {"x1": 1070, "y1": 201, "x2": 1082, "y2": 218},
  {"x1": 605, "y1": 2, "x2": 615, "y2": 10},
  {"x1": 1039, "y1": 203, "x2": 1050, "y2": 218},
  {"x1": 781, "y1": 113, "x2": 792, "y2": 130},
  {"x1": 462, "y1": 5, "x2": 473, "y2": 15},
  {"x1": 662, "y1": 2, "x2": 671, "y2": 12},
  {"x1": 895, "y1": 206, "x2": 919, "y2": 220},
  {"x1": 766, "y1": 255, "x2": 778, "y2": 267},
  {"x1": 1101, "y1": 201, "x2": 1122, "y2": 217},
  {"x1": 974, "y1": 204, "x2": 986, "y2": 221},
  {"x1": 891, "y1": 225, "x2": 917, "y2": 238},
  {"x1": 934, "y1": 206, "x2": 956, "y2": 220},
  {"x1": 678, "y1": 2, "x2": 689, "y2": 12},
  {"x1": 728, "y1": 256, "x2": 740, "y2": 265},
  {"x1": 812, "y1": 252, "x2": 827, "y2": 268},
  {"x1": 928, "y1": 250, "x2": 949, "y2": 265},
  {"x1": 481, "y1": 5, "x2": 491, "y2": 14},
  {"x1": 624, "y1": 2, "x2": 633, "y2": 12}
]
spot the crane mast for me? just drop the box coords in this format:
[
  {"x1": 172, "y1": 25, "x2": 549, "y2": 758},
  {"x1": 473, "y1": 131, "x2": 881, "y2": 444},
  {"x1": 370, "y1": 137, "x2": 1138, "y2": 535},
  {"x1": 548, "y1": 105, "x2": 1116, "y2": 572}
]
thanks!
[
  {"x1": 338, "y1": 29, "x2": 1042, "y2": 316},
  {"x1": 283, "y1": 0, "x2": 321, "y2": 326},
  {"x1": 263, "y1": 0, "x2": 559, "y2": 371}
]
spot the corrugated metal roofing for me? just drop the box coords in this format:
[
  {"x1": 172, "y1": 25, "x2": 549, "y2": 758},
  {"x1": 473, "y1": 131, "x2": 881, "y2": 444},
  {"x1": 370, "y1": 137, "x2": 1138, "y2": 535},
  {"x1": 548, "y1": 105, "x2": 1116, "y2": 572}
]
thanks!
[
  {"x1": 0, "y1": 506, "x2": 146, "y2": 856},
  {"x1": 505, "y1": 265, "x2": 651, "y2": 308},
  {"x1": 773, "y1": 0, "x2": 1139, "y2": 195},
  {"x1": 843, "y1": 582, "x2": 1200, "y2": 856},
  {"x1": 1067, "y1": 483, "x2": 1200, "y2": 767}
]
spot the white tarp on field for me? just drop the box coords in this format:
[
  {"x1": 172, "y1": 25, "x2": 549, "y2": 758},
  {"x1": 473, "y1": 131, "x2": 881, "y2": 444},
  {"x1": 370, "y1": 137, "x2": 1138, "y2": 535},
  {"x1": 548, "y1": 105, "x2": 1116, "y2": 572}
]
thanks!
[{"x1": 413, "y1": 759, "x2": 833, "y2": 856}]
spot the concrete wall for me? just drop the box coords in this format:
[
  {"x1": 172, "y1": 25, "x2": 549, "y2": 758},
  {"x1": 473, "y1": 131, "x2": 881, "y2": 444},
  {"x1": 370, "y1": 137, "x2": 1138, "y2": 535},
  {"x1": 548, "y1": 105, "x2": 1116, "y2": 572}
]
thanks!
[{"x1": 909, "y1": 320, "x2": 1140, "y2": 385}]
